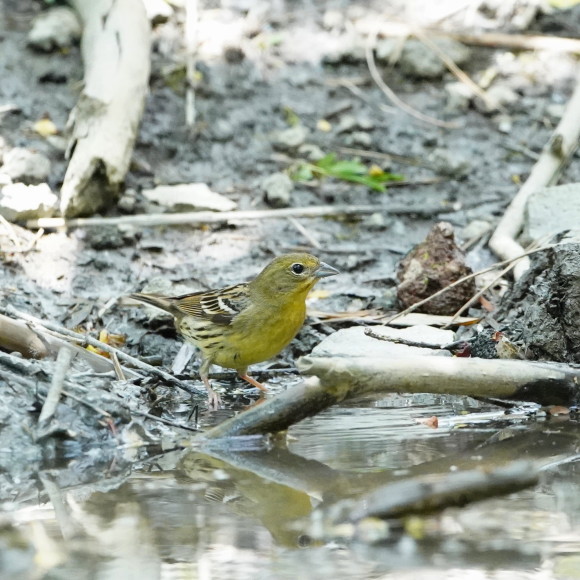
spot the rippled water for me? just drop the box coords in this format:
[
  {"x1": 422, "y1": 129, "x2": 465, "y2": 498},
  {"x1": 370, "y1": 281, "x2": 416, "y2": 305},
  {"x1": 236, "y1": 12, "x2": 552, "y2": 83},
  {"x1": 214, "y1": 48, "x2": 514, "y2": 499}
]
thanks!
[{"x1": 4, "y1": 391, "x2": 580, "y2": 580}]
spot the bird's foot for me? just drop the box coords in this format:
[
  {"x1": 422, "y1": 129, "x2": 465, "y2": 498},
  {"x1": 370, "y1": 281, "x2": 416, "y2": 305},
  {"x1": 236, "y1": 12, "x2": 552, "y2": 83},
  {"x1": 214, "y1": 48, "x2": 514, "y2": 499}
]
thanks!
[
  {"x1": 202, "y1": 375, "x2": 223, "y2": 410},
  {"x1": 239, "y1": 373, "x2": 268, "y2": 392}
]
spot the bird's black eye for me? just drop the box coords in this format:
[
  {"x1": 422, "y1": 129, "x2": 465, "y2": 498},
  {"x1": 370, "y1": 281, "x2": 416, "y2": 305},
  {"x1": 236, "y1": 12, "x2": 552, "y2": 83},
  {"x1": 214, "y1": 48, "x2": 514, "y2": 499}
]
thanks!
[{"x1": 291, "y1": 263, "x2": 305, "y2": 274}]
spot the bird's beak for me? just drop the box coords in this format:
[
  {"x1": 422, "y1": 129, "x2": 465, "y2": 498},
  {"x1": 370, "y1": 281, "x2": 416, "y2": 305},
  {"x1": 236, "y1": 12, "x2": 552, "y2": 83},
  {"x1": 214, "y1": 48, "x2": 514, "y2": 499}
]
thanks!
[{"x1": 315, "y1": 262, "x2": 340, "y2": 278}]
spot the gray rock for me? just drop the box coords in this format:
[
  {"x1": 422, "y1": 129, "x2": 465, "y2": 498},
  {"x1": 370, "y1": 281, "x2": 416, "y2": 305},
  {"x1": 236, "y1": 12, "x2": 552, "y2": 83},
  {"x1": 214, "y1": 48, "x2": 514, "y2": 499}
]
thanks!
[
  {"x1": 212, "y1": 119, "x2": 235, "y2": 142},
  {"x1": 494, "y1": 114, "x2": 513, "y2": 134},
  {"x1": 1, "y1": 148, "x2": 51, "y2": 184},
  {"x1": 336, "y1": 115, "x2": 375, "y2": 134},
  {"x1": 399, "y1": 38, "x2": 471, "y2": 80},
  {"x1": 311, "y1": 325, "x2": 454, "y2": 359},
  {"x1": 344, "y1": 131, "x2": 373, "y2": 147},
  {"x1": 142, "y1": 0, "x2": 173, "y2": 24},
  {"x1": 262, "y1": 172, "x2": 293, "y2": 208},
  {"x1": 428, "y1": 149, "x2": 471, "y2": 178},
  {"x1": 546, "y1": 103, "x2": 565, "y2": 121},
  {"x1": 0, "y1": 183, "x2": 58, "y2": 221},
  {"x1": 523, "y1": 183, "x2": 580, "y2": 245},
  {"x1": 375, "y1": 38, "x2": 400, "y2": 63},
  {"x1": 475, "y1": 85, "x2": 519, "y2": 113},
  {"x1": 27, "y1": 7, "x2": 81, "y2": 52},
  {"x1": 272, "y1": 125, "x2": 309, "y2": 151},
  {"x1": 142, "y1": 183, "x2": 237, "y2": 212},
  {"x1": 362, "y1": 212, "x2": 388, "y2": 230},
  {"x1": 297, "y1": 143, "x2": 325, "y2": 162},
  {"x1": 445, "y1": 82, "x2": 472, "y2": 113},
  {"x1": 461, "y1": 219, "x2": 491, "y2": 242},
  {"x1": 322, "y1": 10, "x2": 344, "y2": 30}
]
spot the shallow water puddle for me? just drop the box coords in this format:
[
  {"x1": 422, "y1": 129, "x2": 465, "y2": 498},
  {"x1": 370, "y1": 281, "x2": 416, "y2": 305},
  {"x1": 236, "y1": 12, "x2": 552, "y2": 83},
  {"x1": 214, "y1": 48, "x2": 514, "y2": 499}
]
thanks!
[{"x1": 3, "y1": 393, "x2": 580, "y2": 579}]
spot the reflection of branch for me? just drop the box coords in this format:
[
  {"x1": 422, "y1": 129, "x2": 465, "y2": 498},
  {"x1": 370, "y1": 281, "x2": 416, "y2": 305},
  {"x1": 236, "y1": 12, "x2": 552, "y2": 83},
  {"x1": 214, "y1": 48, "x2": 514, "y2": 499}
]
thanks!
[{"x1": 324, "y1": 461, "x2": 538, "y2": 524}]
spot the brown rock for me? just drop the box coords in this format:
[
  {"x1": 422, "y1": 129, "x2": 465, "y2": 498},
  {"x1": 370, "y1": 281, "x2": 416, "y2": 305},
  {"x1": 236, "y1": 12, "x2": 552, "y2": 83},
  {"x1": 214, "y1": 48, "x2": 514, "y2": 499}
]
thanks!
[{"x1": 397, "y1": 222, "x2": 475, "y2": 315}]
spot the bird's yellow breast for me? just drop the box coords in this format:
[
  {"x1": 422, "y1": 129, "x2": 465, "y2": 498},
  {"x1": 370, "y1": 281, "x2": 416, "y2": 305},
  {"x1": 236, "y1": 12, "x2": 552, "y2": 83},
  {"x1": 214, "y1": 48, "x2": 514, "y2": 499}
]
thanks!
[{"x1": 199, "y1": 299, "x2": 306, "y2": 372}]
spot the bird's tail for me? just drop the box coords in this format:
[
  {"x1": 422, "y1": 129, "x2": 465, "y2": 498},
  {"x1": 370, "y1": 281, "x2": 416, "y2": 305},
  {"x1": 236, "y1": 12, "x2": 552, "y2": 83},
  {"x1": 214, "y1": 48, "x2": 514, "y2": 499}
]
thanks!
[{"x1": 126, "y1": 293, "x2": 177, "y2": 315}]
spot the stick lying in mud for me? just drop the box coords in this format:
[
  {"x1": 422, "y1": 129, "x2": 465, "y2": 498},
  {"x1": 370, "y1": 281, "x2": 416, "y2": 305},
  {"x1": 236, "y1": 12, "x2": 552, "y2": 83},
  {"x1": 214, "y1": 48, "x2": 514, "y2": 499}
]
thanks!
[
  {"x1": 26, "y1": 203, "x2": 458, "y2": 230},
  {"x1": 204, "y1": 356, "x2": 580, "y2": 438},
  {"x1": 489, "y1": 71, "x2": 580, "y2": 279},
  {"x1": 0, "y1": 306, "x2": 205, "y2": 398}
]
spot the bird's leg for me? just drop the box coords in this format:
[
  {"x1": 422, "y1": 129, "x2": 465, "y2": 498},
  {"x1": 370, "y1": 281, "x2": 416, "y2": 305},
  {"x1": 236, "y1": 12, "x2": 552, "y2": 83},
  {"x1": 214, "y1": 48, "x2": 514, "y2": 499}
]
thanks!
[
  {"x1": 239, "y1": 372, "x2": 268, "y2": 392},
  {"x1": 200, "y1": 359, "x2": 222, "y2": 409}
]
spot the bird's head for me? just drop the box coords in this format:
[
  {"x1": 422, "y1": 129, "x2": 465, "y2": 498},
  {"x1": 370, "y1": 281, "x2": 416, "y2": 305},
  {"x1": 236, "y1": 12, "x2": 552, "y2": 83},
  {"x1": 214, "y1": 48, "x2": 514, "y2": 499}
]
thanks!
[{"x1": 251, "y1": 253, "x2": 339, "y2": 299}]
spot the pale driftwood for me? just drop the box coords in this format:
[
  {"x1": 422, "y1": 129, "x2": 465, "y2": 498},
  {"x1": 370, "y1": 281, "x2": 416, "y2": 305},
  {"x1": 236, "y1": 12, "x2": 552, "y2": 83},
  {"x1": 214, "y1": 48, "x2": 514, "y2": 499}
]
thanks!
[
  {"x1": 300, "y1": 356, "x2": 580, "y2": 404},
  {"x1": 1, "y1": 306, "x2": 204, "y2": 397},
  {"x1": 61, "y1": 0, "x2": 151, "y2": 217},
  {"x1": 367, "y1": 21, "x2": 580, "y2": 55},
  {"x1": 0, "y1": 313, "x2": 49, "y2": 358},
  {"x1": 489, "y1": 73, "x2": 580, "y2": 279},
  {"x1": 204, "y1": 356, "x2": 580, "y2": 439},
  {"x1": 447, "y1": 30, "x2": 580, "y2": 54},
  {"x1": 38, "y1": 347, "x2": 76, "y2": 425},
  {"x1": 27, "y1": 204, "x2": 445, "y2": 230}
]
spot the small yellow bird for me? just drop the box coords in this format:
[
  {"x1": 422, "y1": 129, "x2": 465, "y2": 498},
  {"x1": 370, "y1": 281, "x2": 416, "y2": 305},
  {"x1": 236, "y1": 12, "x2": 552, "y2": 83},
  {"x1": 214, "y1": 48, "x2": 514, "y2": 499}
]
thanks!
[{"x1": 129, "y1": 253, "x2": 339, "y2": 407}]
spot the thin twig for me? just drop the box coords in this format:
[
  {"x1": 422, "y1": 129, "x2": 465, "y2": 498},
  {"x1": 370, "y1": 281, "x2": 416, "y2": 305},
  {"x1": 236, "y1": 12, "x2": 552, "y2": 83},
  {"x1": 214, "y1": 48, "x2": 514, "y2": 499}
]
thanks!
[
  {"x1": 185, "y1": 0, "x2": 198, "y2": 127},
  {"x1": 110, "y1": 350, "x2": 126, "y2": 381},
  {"x1": 337, "y1": 146, "x2": 425, "y2": 167},
  {"x1": 119, "y1": 403, "x2": 199, "y2": 432},
  {"x1": 61, "y1": 388, "x2": 112, "y2": 418},
  {"x1": 446, "y1": 262, "x2": 514, "y2": 327},
  {"x1": 384, "y1": 244, "x2": 556, "y2": 325},
  {"x1": 38, "y1": 347, "x2": 75, "y2": 424},
  {"x1": 287, "y1": 217, "x2": 321, "y2": 249},
  {"x1": 365, "y1": 28, "x2": 459, "y2": 129},
  {"x1": 0, "y1": 215, "x2": 21, "y2": 249},
  {"x1": 489, "y1": 71, "x2": 580, "y2": 279},
  {"x1": 364, "y1": 328, "x2": 448, "y2": 350},
  {"x1": 26, "y1": 204, "x2": 452, "y2": 230},
  {"x1": 338, "y1": 78, "x2": 397, "y2": 117},
  {"x1": 2, "y1": 306, "x2": 205, "y2": 398},
  {"x1": 414, "y1": 29, "x2": 499, "y2": 112},
  {"x1": 368, "y1": 21, "x2": 580, "y2": 54}
]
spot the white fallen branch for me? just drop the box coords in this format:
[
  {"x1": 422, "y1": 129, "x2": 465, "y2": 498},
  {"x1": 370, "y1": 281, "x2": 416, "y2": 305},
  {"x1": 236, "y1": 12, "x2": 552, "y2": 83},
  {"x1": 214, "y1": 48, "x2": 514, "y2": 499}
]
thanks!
[
  {"x1": 204, "y1": 356, "x2": 580, "y2": 438},
  {"x1": 489, "y1": 71, "x2": 580, "y2": 279},
  {"x1": 61, "y1": 0, "x2": 151, "y2": 217},
  {"x1": 27, "y1": 203, "x2": 451, "y2": 229}
]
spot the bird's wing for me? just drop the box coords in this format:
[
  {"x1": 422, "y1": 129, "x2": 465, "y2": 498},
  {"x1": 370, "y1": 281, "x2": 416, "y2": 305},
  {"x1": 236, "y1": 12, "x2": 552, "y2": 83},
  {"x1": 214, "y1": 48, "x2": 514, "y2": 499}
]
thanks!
[{"x1": 172, "y1": 283, "x2": 251, "y2": 325}]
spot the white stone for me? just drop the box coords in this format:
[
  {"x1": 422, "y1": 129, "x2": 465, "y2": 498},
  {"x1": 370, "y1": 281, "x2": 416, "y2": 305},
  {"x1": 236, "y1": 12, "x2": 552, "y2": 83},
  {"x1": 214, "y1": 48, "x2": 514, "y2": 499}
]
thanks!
[
  {"x1": 261, "y1": 173, "x2": 293, "y2": 208},
  {"x1": 0, "y1": 183, "x2": 58, "y2": 221},
  {"x1": 142, "y1": 183, "x2": 237, "y2": 212},
  {"x1": 311, "y1": 325, "x2": 455, "y2": 359},
  {"x1": 1, "y1": 148, "x2": 51, "y2": 184},
  {"x1": 523, "y1": 183, "x2": 580, "y2": 244},
  {"x1": 28, "y1": 7, "x2": 81, "y2": 51}
]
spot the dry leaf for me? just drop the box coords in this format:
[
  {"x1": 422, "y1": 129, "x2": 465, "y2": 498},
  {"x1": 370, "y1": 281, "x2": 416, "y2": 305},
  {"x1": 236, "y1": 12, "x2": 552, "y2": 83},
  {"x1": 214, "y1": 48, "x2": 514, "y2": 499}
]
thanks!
[
  {"x1": 415, "y1": 416, "x2": 439, "y2": 429},
  {"x1": 33, "y1": 118, "x2": 58, "y2": 137}
]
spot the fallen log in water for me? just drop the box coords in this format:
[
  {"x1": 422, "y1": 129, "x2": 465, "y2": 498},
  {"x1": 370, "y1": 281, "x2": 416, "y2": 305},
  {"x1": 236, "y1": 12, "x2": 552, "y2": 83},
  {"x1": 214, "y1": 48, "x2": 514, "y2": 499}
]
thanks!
[{"x1": 204, "y1": 356, "x2": 580, "y2": 439}]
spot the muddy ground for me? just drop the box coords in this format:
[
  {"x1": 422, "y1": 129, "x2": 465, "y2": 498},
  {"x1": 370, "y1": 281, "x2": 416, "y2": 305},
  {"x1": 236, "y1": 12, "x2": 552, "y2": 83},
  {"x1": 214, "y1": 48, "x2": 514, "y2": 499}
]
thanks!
[{"x1": 1, "y1": 0, "x2": 580, "y2": 507}]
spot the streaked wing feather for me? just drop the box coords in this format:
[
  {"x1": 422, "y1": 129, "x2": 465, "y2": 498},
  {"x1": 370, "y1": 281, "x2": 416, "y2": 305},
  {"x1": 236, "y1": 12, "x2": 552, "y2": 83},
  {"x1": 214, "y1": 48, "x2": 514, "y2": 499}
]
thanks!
[{"x1": 173, "y1": 283, "x2": 250, "y2": 325}]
